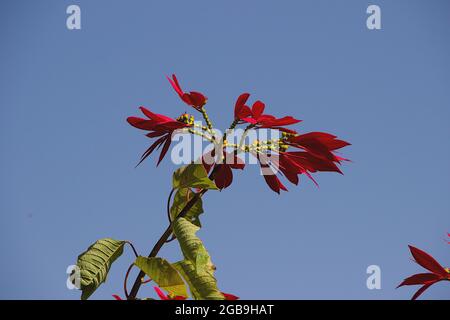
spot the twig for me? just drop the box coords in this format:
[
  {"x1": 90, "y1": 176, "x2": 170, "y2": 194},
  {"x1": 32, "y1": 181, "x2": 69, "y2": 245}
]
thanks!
[
  {"x1": 123, "y1": 263, "x2": 134, "y2": 299},
  {"x1": 125, "y1": 241, "x2": 139, "y2": 258}
]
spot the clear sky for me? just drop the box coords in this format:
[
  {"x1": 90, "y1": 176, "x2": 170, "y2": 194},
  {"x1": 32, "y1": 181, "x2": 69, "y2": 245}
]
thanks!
[{"x1": 1, "y1": 0, "x2": 449, "y2": 299}]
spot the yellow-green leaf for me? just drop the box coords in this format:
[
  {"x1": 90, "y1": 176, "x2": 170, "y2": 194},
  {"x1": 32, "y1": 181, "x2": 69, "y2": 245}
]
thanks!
[
  {"x1": 76, "y1": 238, "x2": 125, "y2": 300},
  {"x1": 172, "y1": 164, "x2": 218, "y2": 190},
  {"x1": 173, "y1": 260, "x2": 224, "y2": 300},
  {"x1": 172, "y1": 217, "x2": 224, "y2": 300},
  {"x1": 170, "y1": 187, "x2": 203, "y2": 227},
  {"x1": 134, "y1": 256, "x2": 188, "y2": 298}
]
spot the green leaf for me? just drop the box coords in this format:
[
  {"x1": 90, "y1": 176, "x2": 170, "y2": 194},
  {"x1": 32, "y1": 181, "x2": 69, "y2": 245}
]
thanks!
[
  {"x1": 170, "y1": 187, "x2": 203, "y2": 227},
  {"x1": 76, "y1": 238, "x2": 125, "y2": 300},
  {"x1": 173, "y1": 217, "x2": 203, "y2": 263},
  {"x1": 134, "y1": 256, "x2": 188, "y2": 298},
  {"x1": 195, "y1": 245, "x2": 212, "y2": 274},
  {"x1": 173, "y1": 260, "x2": 224, "y2": 300},
  {"x1": 172, "y1": 164, "x2": 218, "y2": 190},
  {"x1": 172, "y1": 217, "x2": 224, "y2": 300}
]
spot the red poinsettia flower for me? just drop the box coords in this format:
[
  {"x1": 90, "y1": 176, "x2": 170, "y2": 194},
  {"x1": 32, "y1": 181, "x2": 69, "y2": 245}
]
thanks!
[
  {"x1": 286, "y1": 132, "x2": 350, "y2": 163},
  {"x1": 276, "y1": 152, "x2": 325, "y2": 188},
  {"x1": 397, "y1": 245, "x2": 450, "y2": 300},
  {"x1": 167, "y1": 74, "x2": 207, "y2": 110},
  {"x1": 254, "y1": 133, "x2": 349, "y2": 194},
  {"x1": 154, "y1": 287, "x2": 187, "y2": 300},
  {"x1": 202, "y1": 149, "x2": 245, "y2": 190},
  {"x1": 234, "y1": 93, "x2": 301, "y2": 128},
  {"x1": 127, "y1": 107, "x2": 191, "y2": 166},
  {"x1": 233, "y1": 93, "x2": 350, "y2": 193}
]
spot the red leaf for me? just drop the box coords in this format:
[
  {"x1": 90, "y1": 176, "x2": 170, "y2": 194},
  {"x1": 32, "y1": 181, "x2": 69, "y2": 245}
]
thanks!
[
  {"x1": 411, "y1": 283, "x2": 434, "y2": 300},
  {"x1": 279, "y1": 154, "x2": 300, "y2": 185},
  {"x1": 201, "y1": 149, "x2": 216, "y2": 173},
  {"x1": 167, "y1": 74, "x2": 184, "y2": 97},
  {"x1": 136, "y1": 135, "x2": 167, "y2": 167},
  {"x1": 262, "y1": 173, "x2": 287, "y2": 194},
  {"x1": 241, "y1": 117, "x2": 258, "y2": 124},
  {"x1": 222, "y1": 292, "x2": 239, "y2": 300},
  {"x1": 153, "y1": 286, "x2": 187, "y2": 300},
  {"x1": 234, "y1": 93, "x2": 250, "y2": 118},
  {"x1": 188, "y1": 91, "x2": 207, "y2": 108},
  {"x1": 157, "y1": 136, "x2": 172, "y2": 166},
  {"x1": 154, "y1": 286, "x2": 169, "y2": 300},
  {"x1": 214, "y1": 164, "x2": 233, "y2": 190},
  {"x1": 139, "y1": 106, "x2": 174, "y2": 123},
  {"x1": 167, "y1": 75, "x2": 206, "y2": 108},
  {"x1": 127, "y1": 117, "x2": 156, "y2": 130},
  {"x1": 409, "y1": 245, "x2": 447, "y2": 276},
  {"x1": 397, "y1": 273, "x2": 441, "y2": 287},
  {"x1": 260, "y1": 116, "x2": 301, "y2": 127},
  {"x1": 251, "y1": 101, "x2": 265, "y2": 119},
  {"x1": 286, "y1": 152, "x2": 342, "y2": 174}
]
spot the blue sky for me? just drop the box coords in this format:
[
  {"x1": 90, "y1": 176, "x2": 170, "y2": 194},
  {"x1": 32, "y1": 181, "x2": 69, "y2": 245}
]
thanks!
[{"x1": 1, "y1": 0, "x2": 449, "y2": 299}]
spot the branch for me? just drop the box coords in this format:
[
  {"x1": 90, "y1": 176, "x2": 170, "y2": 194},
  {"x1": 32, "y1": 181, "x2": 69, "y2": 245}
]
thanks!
[{"x1": 127, "y1": 171, "x2": 214, "y2": 299}]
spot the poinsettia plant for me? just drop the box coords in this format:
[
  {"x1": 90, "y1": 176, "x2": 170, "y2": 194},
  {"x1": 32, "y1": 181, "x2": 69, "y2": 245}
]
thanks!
[{"x1": 71, "y1": 75, "x2": 350, "y2": 300}]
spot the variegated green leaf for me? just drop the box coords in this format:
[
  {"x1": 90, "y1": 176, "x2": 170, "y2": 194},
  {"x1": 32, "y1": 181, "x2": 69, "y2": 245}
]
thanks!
[
  {"x1": 173, "y1": 260, "x2": 224, "y2": 300},
  {"x1": 172, "y1": 164, "x2": 218, "y2": 190},
  {"x1": 134, "y1": 256, "x2": 188, "y2": 298},
  {"x1": 170, "y1": 187, "x2": 203, "y2": 227},
  {"x1": 76, "y1": 238, "x2": 125, "y2": 300},
  {"x1": 172, "y1": 217, "x2": 224, "y2": 300}
]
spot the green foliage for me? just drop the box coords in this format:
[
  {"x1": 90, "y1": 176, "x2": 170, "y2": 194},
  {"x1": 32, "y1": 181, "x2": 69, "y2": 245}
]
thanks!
[
  {"x1": 172, "y1": 164, "x2": 218, "y2": 190},
  {"x1": 173, "y1": 260, "x2": 224, "y2": 300},
  {"x1": 170, "y1": 187, "x2": 203, "y2": 227},
  {"x1": 172, "y1": 217, "x2": 224, "y2": 300},
  {"x1": 76, "y1": 238, "x2": 125, "y2": 300},
  {"x1": 74, "y1": 164, "x2": 223, "y2": 300},
  {"x1": 134, "y1": 256, "x2": 188, "y2": 298}
]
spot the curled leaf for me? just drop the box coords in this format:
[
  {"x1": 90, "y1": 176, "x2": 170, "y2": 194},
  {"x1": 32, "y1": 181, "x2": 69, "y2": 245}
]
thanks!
[
  {"x1": 172, "y1": 217, "x2": 224, "y2": 300},
  {"x1": 170, "y1": 187, "x2": 203, "y2": 227},
  {"x1": 76, "y1": 238, "x2": 125, "y2": 300}
]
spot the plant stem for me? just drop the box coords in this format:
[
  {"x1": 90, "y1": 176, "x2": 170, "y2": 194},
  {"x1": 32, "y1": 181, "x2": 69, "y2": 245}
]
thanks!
[
  {"x1": 200, "y1": 107, "x2": 214, "y2": 131},
  {"x1": 124, "y1": 241, "x2": 139, "y2": 258},
  {"x1": 127, "y1": 186, "x2": 210, "y2": 299},
  {"x1": 238, "y1": 124, "x2": 255, "y2": 151},
  {"x1": 185, "y1": 128, "x2": 215, "y2": 143},
  {"x1": 123, "y1": 263, "x2": 134, "y2": 299},
  {"x1": 166, "y1": 188, "x2": 175, "y2": 223}
]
